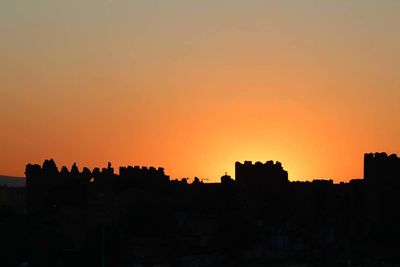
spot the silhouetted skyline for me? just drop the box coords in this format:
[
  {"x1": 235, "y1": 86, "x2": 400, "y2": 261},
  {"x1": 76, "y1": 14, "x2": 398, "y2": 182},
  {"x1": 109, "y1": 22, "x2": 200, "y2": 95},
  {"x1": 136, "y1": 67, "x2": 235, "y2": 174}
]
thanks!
[
  {"x1": 1, "y1": 1, "x2": 400, "y2": 265},
  {"x1": 1, "y1": 1, "x2": 400, "y2": 181},
  {"x1": 0, "y1": 152, "x2": 393, "y2": 266}
]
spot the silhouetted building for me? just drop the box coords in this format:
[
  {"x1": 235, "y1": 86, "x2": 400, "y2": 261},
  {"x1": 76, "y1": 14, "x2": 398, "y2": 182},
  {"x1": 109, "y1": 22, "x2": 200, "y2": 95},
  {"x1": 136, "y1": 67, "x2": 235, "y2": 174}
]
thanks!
[
  {"x1": 220, "y1": 173, "x2": 234, "y2": 185},
  {"x1": 364, "y1": 152, "x2": 400, "y2": 186},
  {"x1": 364, "y1": 152, "x2": 400, "y2": 242},
  {"x1": 235, "y1": 160, "x2": 288, "y2": 187}
]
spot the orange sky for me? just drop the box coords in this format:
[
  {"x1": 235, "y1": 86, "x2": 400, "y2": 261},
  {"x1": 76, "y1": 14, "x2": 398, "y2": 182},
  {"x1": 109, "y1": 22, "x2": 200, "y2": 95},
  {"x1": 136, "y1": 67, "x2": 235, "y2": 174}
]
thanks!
[{"x1": 1, "y1": 1, "x2": 399, "y2": 182}]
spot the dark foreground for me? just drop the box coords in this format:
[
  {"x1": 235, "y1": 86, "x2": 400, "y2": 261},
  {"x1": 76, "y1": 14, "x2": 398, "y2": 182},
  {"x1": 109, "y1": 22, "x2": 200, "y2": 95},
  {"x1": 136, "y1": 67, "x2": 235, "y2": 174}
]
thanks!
[{"x1": 1, "y1": 152, "x2": 400, "y2": 267}]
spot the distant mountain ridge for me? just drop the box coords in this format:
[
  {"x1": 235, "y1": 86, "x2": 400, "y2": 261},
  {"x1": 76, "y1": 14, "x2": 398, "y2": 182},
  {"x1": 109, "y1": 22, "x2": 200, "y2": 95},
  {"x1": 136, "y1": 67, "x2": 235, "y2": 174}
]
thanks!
[{"x1": 0, "y1": 175, "x2": 25, "y2": 187}]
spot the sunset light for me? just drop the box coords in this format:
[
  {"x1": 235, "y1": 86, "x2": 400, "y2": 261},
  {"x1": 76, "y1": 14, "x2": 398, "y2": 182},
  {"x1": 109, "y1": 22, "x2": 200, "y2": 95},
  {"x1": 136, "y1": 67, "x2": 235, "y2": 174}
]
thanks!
[{"x1": 1, "y1": 1, "x2": 399, "y2": 182}]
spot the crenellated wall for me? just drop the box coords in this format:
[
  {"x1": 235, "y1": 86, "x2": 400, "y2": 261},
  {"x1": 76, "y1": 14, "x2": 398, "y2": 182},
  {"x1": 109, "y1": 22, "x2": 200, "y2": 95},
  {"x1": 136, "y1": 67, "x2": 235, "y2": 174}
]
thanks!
[
  {"x1": 25, "y1": 159, "x2": 170, "y2": 213},
  {"x1": 235, "y1": 160, "x2": 289, "y2": 187}
]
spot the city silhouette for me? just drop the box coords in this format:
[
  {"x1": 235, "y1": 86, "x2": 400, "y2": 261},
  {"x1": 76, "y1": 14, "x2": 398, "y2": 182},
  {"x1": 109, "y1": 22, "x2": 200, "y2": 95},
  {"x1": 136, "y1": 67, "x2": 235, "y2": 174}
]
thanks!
[
  {"x1": 2, "y1": 0, "x2": 400, "y2": 266},
  {"x1": 1, "y1": 152, "x2": 400, "y2": 266}
]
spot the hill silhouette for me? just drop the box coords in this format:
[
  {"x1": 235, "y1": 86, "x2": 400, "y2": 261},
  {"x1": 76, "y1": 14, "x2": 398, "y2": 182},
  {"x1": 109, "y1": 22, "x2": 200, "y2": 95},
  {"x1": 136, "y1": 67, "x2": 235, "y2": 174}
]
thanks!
[{"x1": 0, "y1": 175, "x2": 25, "y2": 187}]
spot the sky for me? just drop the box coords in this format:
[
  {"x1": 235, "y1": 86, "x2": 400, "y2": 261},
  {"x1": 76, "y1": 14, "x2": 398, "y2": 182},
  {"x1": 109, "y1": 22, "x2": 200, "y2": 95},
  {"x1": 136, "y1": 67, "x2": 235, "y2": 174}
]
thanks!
[{"x1": 1, "y1": 0, "x2": 399, "y2": 182}]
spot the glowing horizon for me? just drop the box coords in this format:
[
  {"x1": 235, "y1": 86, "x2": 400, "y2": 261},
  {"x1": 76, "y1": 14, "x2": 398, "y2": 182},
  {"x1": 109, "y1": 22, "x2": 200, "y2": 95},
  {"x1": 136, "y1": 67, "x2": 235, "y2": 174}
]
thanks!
[{"x1": 1, "y1": 1, "x2": 399, "y2": 182}]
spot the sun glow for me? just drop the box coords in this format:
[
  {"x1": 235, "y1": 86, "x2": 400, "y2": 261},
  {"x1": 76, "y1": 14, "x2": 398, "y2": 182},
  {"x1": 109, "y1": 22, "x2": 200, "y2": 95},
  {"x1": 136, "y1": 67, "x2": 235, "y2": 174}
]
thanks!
[{"x1": 1, "y1": 1, "x2": 399, "y2": 182}]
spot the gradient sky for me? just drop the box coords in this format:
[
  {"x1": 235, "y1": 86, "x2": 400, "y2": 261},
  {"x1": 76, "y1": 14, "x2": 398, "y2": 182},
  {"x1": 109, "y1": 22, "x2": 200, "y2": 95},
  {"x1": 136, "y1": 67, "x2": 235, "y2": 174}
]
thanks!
[{"x1": 1, "y1": 0, "x2": 399, "y2": 182}]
